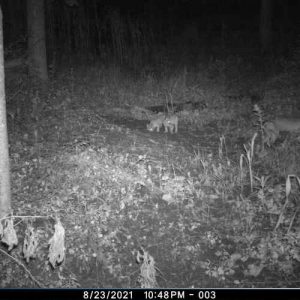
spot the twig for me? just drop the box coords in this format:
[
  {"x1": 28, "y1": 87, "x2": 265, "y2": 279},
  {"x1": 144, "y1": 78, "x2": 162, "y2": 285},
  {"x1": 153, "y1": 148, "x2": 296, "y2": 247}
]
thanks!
[
  {"x1": 274, "y1": 196, "x2": 290, "y2": 231},
  {"x1": 287, "y1": 208, "x2": 298, "y2": 234},
  {"x1": 0, "y1": 248, "x2": 45, "y2": 288},
  {"x1": 7, "y1": 88, "x2": 22, "y2": 102},
  {"x1": 0, "y1": 215, "x2": 51, "y2": 222}
]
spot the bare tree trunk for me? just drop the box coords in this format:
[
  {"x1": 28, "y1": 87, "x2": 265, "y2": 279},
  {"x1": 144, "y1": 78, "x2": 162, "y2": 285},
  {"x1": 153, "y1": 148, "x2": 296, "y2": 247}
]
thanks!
[
  {"x1": 278, "y1": 0, "x2": 290, "y2": 56},
  {"x1": 46, "y1": 0, "x2": 56, "y2": 72},
  {"x1": 260, "y1": 0, "x2": 272, "y2": 55},
  {"x1": 0, "y1": 6, "x2": 12, "y2": 219},
  {"x1": 27, "y1": 0, "x2": 48, "y2": 84},
  {"x1": 93, "y1": 0, "x2": 101, "y2": 55}
]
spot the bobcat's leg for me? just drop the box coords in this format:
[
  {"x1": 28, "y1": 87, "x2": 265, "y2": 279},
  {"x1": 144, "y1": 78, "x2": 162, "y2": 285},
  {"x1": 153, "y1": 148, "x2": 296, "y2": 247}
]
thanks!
[{"x1": 170, "y1": 125, "x2": 174, "y2": 134}]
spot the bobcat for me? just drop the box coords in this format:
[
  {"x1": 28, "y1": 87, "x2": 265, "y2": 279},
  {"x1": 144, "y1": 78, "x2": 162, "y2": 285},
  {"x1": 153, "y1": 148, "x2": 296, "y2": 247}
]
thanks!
[
  {"x1": 264, "y1": 118, "x2": 300, "y2": 144},
  {"x1": 146, "y1": 114, "x2": 165, "y2": 132},
  {"x1": 146, "y1": 114, "x2": 178, "y2": 134},
  {"x1": 163, "y1": 115, "x2": 178, "y2": 134}
]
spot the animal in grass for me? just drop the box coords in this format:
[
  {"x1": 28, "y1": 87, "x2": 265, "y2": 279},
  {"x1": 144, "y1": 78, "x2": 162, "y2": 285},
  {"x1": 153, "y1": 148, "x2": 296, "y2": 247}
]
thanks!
[
  {"x1": 264, "y1": 118, "x2": 300, "y2": 144},
  {"x1": 146, "y1": 114, "x2": 178, "y2": 134},
  {"x1": 163, "y1": 114, "x2": 178, "y2": 134},
  {"x1": 146, "y1": 114, "x2": 165, "y2": 132}
]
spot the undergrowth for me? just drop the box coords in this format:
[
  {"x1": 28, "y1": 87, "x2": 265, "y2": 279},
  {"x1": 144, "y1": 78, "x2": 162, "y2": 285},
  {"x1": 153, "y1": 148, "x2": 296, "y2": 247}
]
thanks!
[{"x1": 1, "y1": 58, "x2": 300, "y2": 288}]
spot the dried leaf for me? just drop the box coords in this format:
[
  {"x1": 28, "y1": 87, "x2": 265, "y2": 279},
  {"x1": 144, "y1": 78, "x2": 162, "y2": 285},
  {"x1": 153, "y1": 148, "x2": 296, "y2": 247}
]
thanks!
[
  {"x1": 244, "y1": 263, "x2": 264, "y2": 277},
  {"x1": 1, "y1": 219, "x2": 18, "y2": 251},
  {"x1": 136, "y1": 248, "x2": 157, "y2": 288},
  {"x1": 48, "y1": 219, "x2": 65, "y2": 268},
  {"x1": 23, "y1": 224, "x2": 39, "y2": 263},
  {"x1": 285, "y1": 176, "x2": 291, "y2": 198}
]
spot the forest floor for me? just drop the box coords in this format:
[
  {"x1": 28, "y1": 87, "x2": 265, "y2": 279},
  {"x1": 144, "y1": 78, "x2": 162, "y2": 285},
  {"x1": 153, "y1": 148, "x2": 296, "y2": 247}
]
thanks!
[{"x1": 1, "y1": 61, "x2": 300, "y2": 288}]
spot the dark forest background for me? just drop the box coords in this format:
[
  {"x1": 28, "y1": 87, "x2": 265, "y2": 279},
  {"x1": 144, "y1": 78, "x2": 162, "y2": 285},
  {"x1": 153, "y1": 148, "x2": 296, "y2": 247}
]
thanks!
[{"x1": 2, "y1": 0, "x2": 300, "y2": 73}]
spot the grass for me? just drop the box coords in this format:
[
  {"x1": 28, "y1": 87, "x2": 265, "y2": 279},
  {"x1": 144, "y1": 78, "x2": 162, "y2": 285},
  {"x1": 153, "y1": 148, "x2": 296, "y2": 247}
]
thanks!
[{"x1": 1, "y1": 55, "x2": 300, "y2": 288}]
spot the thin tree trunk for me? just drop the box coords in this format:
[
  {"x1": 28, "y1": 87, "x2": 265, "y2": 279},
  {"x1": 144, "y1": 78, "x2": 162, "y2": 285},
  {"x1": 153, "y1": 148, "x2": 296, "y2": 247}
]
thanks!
[
  {"x1": 46, "y1": 0, "x2": 56, "y2": 72},
  {"x1": 260, "y1": 0, "x2": 272, "y2": 55},
  {"x1": 27, "y1": 0, "x2": 48, "y2": 84},
  {"x1": 93, "y1": 0, "x2": 101, "y2": 55},
  {"x1": 0, "y1": 6, "x2": 12, "y2": 219}
]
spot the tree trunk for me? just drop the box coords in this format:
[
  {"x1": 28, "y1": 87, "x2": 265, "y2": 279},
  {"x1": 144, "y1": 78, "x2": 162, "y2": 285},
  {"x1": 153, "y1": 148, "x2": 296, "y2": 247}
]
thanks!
[
  {"x1": 0, "y1": 6, "x2": 12, "y2": 219},
  {"x1": 260, "y1": 0, "x2": 272, "y2": 55},
  {"x1": 27, "y1": 0, "x2": 48, "y2": 84},
  {"x1": 278, "y1": 0, "x2": 290, "y2": 56}
]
